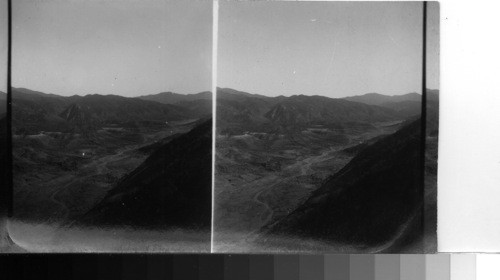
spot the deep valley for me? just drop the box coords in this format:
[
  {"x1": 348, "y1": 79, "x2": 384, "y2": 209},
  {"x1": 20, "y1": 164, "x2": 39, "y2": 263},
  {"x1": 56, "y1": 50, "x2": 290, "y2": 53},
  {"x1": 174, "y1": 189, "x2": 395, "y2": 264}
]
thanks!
[
  {"x1": 7, "y1": 88, "x2": 212, "y2": 252},
  {"x1": 214, "y1": 88, "x2": 438, "y2": 253}
]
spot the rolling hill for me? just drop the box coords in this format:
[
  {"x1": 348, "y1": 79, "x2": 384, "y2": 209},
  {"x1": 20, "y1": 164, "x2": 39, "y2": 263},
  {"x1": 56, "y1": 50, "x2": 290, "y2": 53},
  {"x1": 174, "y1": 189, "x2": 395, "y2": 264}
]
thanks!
[
  {"x1": 80, "y1": 119, "x2": 212, "y2": 230},
  {"x1": 260, "y1": 119, "x2": 424, "y2": 250}
]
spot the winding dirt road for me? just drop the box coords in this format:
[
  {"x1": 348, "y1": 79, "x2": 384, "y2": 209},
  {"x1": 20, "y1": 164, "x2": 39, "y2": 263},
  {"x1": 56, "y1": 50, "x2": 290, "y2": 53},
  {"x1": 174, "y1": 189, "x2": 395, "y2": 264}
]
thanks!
[
  {"x1": 48, "y1": 175, "x2": 73, "y2": 221},
  {"x1": 253, "y1": 188, "x2": 273, "y2": 222},
  {"x1": 244, "y1": 147, "x2": 341, "y2": 239}
]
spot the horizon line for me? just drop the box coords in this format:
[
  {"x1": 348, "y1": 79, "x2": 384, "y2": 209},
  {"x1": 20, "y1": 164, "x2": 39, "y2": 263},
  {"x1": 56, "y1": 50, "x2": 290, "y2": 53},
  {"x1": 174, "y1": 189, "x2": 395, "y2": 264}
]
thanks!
[
  {"x1": 216, "y1": 86, "x2": 439, "y2": 99},
  {"x1": 2, "y1": 86, "x2": 439, "y2": 99},
  {"x1": 4, "y1": 87, "x2": 213, "y2": 98}
]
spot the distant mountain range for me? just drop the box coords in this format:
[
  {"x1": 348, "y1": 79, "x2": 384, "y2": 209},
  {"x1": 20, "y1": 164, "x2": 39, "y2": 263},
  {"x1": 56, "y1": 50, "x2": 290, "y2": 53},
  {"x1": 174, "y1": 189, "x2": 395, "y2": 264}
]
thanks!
[
  {"x1": 8, "y1": 88, "x2": 211, "y2": 135},
  {"x1": 216, "y1": 87, "x2": 433, "y2": 134},
  {"x1": 137, "y1": 91, "x2": 213, "y2": 119},
  {"x1": 6, "y1": 86, "x2": 438, "y2": 135},
  {"x1": 56, "y1": 94, "x2": 187, "y2": 125},
  {"x1": 81, "y1": 119, "x2": 212, "y2": 230},
  {"x1": 344, "y1": 92, "x2": 421, "y2": 105},
  {"x1": 264, "y1": 95, "x2": 398, "y2": 125},
  {"x1": 344, "y1": 90, "x2": 438, "y2": 105},
  {"x1": 344, "y1": 90, "x2": 439, "y2": 118},
  {"x1": 138, "y1": 91, "x2": 212, "y2": 104}
]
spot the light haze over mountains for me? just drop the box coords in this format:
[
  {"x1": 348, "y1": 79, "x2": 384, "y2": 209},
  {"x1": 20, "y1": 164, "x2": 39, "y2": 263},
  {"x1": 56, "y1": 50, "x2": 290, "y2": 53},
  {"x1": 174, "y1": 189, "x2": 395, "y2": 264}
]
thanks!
[
  {"x1": 12, "y1": 1, "x2": 212, "y2": 97},
  {"x1": 218, "y1": 1, "x2": 439, "y2": 98}
]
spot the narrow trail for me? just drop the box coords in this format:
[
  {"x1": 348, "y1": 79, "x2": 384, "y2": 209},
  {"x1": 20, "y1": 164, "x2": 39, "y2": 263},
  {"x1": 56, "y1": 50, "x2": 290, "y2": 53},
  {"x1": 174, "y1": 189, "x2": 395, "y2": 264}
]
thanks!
[
  {"x1": 245, "y1": 181, "x2": 279, "y2": 241},
  {"x1": 284, "y1": 147, "x2": 339, "y2": 176},
  {"x1": 244, "y1": 147, "x2": 341, "y2": 239},
  {"x1": 252, "y1": 187, "x2": 274, "y2": 226},
  {"x1": 48, "y1": 175, "x2": 74, "y2": 221},
  {"x1": 235, "y1": 175, "x2": 280, "y2": 240}
]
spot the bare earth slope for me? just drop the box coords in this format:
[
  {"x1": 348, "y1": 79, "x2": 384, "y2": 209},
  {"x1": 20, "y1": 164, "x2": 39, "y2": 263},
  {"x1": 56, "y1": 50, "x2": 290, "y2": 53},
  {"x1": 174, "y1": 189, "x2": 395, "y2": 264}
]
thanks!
[
  {"x1": 81, "y1": 119, "x2": 212, "y2": 231},
  {"x1": 260, "y1": 120, "x2": 423, "y2": 252}
]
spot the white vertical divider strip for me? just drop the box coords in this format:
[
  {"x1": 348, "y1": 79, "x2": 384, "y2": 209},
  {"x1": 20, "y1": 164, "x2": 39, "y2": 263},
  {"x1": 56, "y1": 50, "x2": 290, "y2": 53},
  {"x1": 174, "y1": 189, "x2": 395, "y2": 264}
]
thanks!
[{"x1": 210, "y1": 0, "x2": 219, "y2": 254}]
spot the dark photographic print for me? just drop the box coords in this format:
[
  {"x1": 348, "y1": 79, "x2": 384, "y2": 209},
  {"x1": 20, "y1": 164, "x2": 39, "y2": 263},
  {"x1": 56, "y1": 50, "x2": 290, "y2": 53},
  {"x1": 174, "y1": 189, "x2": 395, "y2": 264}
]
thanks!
[
  {"x1": 7, "y1": 0, "x2": 213, "y2": 252},
  {"x1": 214, "y1": 1, "x2": 439, "y2": 253}
]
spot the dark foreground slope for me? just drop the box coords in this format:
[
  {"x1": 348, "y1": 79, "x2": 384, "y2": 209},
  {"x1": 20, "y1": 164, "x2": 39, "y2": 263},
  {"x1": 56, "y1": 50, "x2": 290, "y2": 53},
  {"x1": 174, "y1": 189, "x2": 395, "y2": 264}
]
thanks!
[
  {"x1": 423, "y1": 91, "x2": 439, "y2": 252},
  {"x1": 0, "y1": 116, "x2": 24, "y2": 252},
  {"x1": 261, "y1": 120, "x2": 423, "y2": 250},
  {"x1": 81, "y1": 119, "x2": 212, "y2": 231},
  {"x1": 0, "y1": 117, "x2": 14, "y2": 250}
]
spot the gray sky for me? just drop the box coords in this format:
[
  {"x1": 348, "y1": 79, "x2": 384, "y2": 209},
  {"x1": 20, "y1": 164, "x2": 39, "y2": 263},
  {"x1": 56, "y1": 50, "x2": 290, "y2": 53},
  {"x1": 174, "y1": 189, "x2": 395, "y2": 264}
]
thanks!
[
  {"x1": 0, "y1": 0, "x2": 7, "y2": 94},
  {"x1": 12, "y1": 0, "x2": 212, "y2": 97},
  {"x1": 427, "y1": 2, "x2": 440, "y2": 91},
  {"x1": 218, "y1": 1, "x2": 438, "y2": 98}
]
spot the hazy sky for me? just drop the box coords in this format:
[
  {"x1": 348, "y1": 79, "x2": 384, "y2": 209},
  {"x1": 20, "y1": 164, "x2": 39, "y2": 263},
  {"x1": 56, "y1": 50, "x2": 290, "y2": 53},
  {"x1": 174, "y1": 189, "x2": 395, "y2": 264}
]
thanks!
[
  {"x1": 427, "y1": 2, "x2": 440, "y2": 91},
  {"x1": 12, "y1": 0, "x2": 212, "y2": 97},
  {"x1": 218, "y1": 1, "x2": 438, "y2": 98},
  {"x1": 0, "y1": 0, "x2": 7, "y2": 93}
]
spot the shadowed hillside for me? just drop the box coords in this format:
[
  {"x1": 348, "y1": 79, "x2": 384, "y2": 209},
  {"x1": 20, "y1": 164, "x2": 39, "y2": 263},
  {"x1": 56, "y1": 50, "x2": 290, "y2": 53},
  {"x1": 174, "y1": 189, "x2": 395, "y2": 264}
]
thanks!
[
  {"x1": 0, "y1": 116, "x2": 14, "y2": 250},
  {"x1": 260, "y1": 119, "x2": 423, "y2": 250},
  {"x1": 81, "y1": 119, "x2": 212, "y2": 230},
  {"x1": 0, "y1": 111, "x2": 24, "y2": 251},
  {"x1": 423, "y1": 89, "x2": 439, "y2": 252}
]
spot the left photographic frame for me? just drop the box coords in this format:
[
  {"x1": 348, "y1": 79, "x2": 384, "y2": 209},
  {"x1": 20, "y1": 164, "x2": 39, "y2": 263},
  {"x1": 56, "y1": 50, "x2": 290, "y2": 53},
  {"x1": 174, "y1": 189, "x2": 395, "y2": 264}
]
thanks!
[{"x1": 6, "y1": 0, "x2": 213, "y2": 252}]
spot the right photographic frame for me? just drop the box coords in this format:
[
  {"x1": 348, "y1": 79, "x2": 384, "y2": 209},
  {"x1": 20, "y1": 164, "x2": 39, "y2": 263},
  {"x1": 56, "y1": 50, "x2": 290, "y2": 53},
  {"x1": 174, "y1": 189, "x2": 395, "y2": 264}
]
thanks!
[{"x1": 213, "y1": 1, "x2": 439, "y2": 253}]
